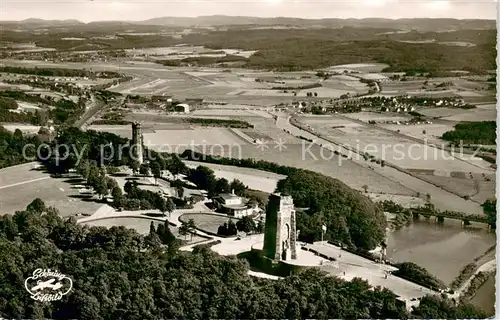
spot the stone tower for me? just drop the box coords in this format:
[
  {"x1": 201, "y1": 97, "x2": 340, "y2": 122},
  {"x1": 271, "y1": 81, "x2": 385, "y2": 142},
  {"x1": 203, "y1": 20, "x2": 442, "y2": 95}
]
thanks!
[
  {"x1": 263, "y1": 193, "x2": 297, "y2": 261},
  {"x1": 131, "y1": 122, "x2": 144, "y2": 165}
]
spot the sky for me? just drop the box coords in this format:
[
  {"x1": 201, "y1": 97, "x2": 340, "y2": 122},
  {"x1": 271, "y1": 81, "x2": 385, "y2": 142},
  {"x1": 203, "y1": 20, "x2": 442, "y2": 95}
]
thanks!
[{"x1": 0, "y1": 0, "x2": 498, "y2": 22}]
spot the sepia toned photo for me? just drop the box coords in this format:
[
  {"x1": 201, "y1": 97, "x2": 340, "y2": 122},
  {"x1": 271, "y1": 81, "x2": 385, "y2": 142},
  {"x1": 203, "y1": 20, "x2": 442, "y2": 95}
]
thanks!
[{"x1": 0, "y1": 0, "x2": 497, "y2": 319}]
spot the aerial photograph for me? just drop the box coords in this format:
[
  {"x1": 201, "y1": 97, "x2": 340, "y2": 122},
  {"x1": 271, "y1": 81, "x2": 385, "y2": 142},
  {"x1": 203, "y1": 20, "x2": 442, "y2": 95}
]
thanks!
[{"x1": 0, "y1": 0, "x2": 497, "y2": 318}]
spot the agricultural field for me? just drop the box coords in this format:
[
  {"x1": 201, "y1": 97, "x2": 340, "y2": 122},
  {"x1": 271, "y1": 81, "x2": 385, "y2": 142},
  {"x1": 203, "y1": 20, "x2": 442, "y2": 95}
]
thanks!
[
  {"x1": 116, "y1": 75, "x2": 206, "y2": 96},
  {"x1": 110, "y1": 66, "x2": 369, "y2": 101},
  {"x1": 413, "y1": 173, "x2": 478, "y2": 199},
  {"x1": 379, "y1": 82, "x2": 458, "y2": 96},
  {"x1": 299, "y1": 115, "x2": 494, "y2": 174},
  {"x1": 0, "y1": 162, "x2": 102, "y2": 217},
  {"x1": 441, "y1": 108, "x2": 496, "y2": 122},
  {"x1": 418, "y1": 107, "x2": 465, "y2": 119},
  {"x1": 125, "y1": 46, "x2": 256, "y2": 60},
  {"x1": 143, "y1": 128, "x2": 249, "y2": 151},
  {"x1": 368, "y1": 193, "x2": 426, "y2": 208},
  {"x1": 380, "y1": 123, "x2": 453, "y2": 144},
  {"x1": 471, "y1": 176, "x2": 497, "y2": 204},
  {"x1": 184, "y1": 160, "x2": 285, "y2": 193},
  {"x1": 324, "y1": 63, "x2": 389, "y2": 73},
  {"x1": 2, "y1": 124, "x2": 41, "y2": 134},
  {"x1": 239, "y1": 116, "x2": 304, "y2": 144},
  {"x1": 202, "y1": 143, "x2": 415, "y2": 196},
  {"x1": 179, "y1": 213, "x2": 237, "y2": 235},
  {"x1": 341, "y1": 112, "x2": 412, "y2": 123}
]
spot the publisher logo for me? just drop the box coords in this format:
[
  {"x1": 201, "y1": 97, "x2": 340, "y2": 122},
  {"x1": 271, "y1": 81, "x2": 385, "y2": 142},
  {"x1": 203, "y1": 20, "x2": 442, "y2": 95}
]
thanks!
[{"x1": 24, "y1": 269, "x2": 73, "y2": 302}]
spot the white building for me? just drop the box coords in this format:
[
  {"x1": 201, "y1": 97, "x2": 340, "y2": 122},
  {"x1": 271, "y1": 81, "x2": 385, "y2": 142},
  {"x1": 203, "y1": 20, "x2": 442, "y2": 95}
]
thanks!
[
  {"x1": 212, "y1": 191, "x2": 257, "y2": 218},
  {"x1": 176, "y1": 103, "x2": 190, "y2": 113}
]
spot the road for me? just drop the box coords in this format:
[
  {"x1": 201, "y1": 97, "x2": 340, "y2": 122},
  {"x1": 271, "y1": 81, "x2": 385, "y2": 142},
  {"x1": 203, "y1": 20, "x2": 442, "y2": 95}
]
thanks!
[{"x1": 73, "y1": 95, "x2": 102, "y2": 129}]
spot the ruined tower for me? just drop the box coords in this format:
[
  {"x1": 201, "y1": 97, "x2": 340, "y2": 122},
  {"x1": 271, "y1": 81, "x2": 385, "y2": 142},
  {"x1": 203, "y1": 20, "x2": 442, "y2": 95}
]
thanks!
[
  {"x1": 131, "y1": 122, "x2": 144, "y2": 165},
  {"x1": 263, "y1": 193, "x2": 297, "y2": 261}
]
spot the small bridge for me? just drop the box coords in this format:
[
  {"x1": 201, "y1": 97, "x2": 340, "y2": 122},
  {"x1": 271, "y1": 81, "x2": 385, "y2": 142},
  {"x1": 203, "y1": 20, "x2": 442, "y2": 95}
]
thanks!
[{"x1": 411, "y1": 208, "x2": 490, "y2": 227}]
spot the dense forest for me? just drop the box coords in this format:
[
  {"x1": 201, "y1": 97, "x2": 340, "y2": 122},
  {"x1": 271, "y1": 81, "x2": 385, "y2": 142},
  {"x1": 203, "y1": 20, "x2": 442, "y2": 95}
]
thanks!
[
  {"x1": 0, "y1": 90, "x2": 86, "y2": 125},
  {"x1": 0, "y1": 199, "x2": 487, "y2": 319},
  {"x1": 0, "y1": 127, "x2": 42, "y2": 169},
  {"x1": 1, "y1": 26, "x2": 496, "y2": 73},
  {"x1": 276, "y1": 169, "x2": 387, "y2": 249},
  {"x1": 180, "y1": 117, "x2": 254, "y2": 128},
  {"x1": 0, "y1": 66, "x2": 121, "y2": 79},
  {"x1": 442, "y1": 121, "x2": 496, "y2": 145},
  {"x1": 177, "y1": 28, "x2": 496, "y2": 73}
]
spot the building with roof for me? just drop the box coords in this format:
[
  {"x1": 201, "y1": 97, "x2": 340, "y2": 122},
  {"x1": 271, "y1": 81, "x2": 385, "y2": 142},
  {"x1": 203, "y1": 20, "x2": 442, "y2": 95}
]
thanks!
[
  {"x1": 175, "y1": 103, "x2": 190, "y2": 113},
  {"x1": 212, "y1": 190, "x2": 256, "y2": 218}
]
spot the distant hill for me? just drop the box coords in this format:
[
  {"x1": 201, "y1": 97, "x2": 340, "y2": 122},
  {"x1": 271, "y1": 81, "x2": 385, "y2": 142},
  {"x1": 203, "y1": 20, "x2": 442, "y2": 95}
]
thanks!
[
  {"x1": 1, "y1": 16, "x2": 496, "y2": 31},
  {"x1": 19, "y1": 18, "x2": 83, "y2": 24},
  {"x1": 136, "y1": 16, "x2": 497, "y2": 31},
  {"x1": 1, "y1": 18, "x2": 84, "y2": 29}
]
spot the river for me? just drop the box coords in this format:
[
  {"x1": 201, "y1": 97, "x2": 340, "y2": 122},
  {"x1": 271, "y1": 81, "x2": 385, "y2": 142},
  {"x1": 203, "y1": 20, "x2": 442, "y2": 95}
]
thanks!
[
  {"x1": 470, "y1": 273, "x2": 496, "y2": 316},
  {"x1": 387, "y1": 219, "x2": 496, "y2": 313}
]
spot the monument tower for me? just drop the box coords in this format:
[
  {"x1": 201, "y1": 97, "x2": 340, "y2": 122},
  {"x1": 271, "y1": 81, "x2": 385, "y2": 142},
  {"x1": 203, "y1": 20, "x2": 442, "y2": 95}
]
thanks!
[
  {"x1": 131, "y1": 122, "x2": 144, "y2": 165},
  {"x1": 263, "y1": 193, "x2": 298, "y2": 261}
]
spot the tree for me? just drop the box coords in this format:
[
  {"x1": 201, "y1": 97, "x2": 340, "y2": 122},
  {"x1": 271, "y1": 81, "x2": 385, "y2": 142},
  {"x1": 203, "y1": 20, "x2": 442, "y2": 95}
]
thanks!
[
  {"x1": 77, "y1": 160, "x2": 91, "y2": 183},
  {"x1": 236, "y1": 216, "x2": 256, "y2": 234},
  {"x1": 150, "y1": 161, "x2": 162, "y2": 185},
  {"x1": 227, "y1": 219, "x2": 238, "y2": 236},
  {"x1": 144, "y1": 231, "x2": 162, "y2": 249},
  {"x1": 160, "y1": 221, "x2": 176, "y2": 246},
  {"x1": 124, "y1": 180, "x2": 137, "y2": 195},
  {"x1": 178, "y1": 222, "x2": 190, "y2": 240},
  {"x1": 105, "y1": 177, "x2": 118, "y2": 191},
  {"x1": 215, "y1": 178, "x2": 230, "y2": 194},
  {"x1": 186, "y1": 219, "x2": 196, "y2": 240},
  {"x1": 129, "y1": 160, "x2": 140, "y2": 175},
  {"x1": 188, "y1": 166, "x2": 217, "y2": 194},
  {"x1": 147, "y1": 221, "x2": 155, "y2": 234},
  {"x1": 230, "y1": 179, "x2": 247, "y2": 196},
  {"x1": 257, "y1": 220, "x2": 265, "y2": 233},
  {"x1": 87, "y1": 163, "x2": 100, "y2": 187},
  {"x1": 157, "y1": 198, "x2": 169, "y2": 217},
  {"x1": 126, "y1": 198, "x2": 141, "y2": 210},
  {"x1": 0, "y1": 199, "x2": 490, "y2": 319},
  {"x1": 111, "y1": 186, "x2": 123, "y2": 206},
  {"x1": 177, "y1": 187, "x2": 184, "y2": 199},
  {"x1": 166, "y1": 198, "x2": 175, "y2": 214},
  {"x1": 482, "y1": 199, "x2": 496, "y2": 229},
  {"x1": 26, "y1": 198, "x2": 46, "y2": 213},
  {"x1": 426, "y1": 193, "x2": 432, "y2": 202},
  {"x1": 139, "y1": 163, "x2": 150, "y2": 176},
  {"x1": 106, "y1": 166, "x2": 120, "y2": 175},
  {"x1": 94, "y1": 176, "x2": 108, "y2": 199}
]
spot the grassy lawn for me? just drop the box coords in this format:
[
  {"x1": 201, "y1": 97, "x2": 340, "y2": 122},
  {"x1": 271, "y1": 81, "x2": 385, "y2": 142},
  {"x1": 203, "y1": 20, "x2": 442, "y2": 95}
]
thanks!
[{"x1": 180, "y1": 213, "x2": 239, "y2": 234}]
